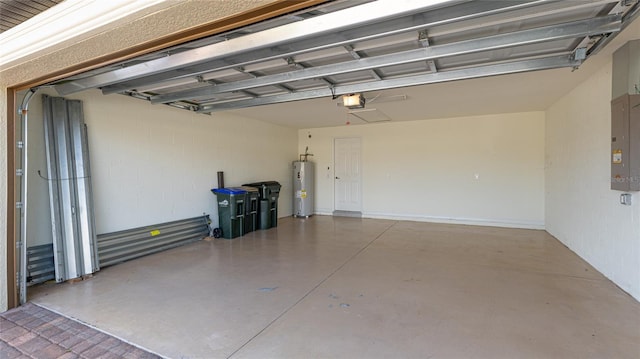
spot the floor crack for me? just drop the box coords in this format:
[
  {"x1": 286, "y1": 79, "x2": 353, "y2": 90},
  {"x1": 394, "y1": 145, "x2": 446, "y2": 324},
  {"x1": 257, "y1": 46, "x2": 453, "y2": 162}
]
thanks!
[{"x1": 226, "y1": 221, "x2": 397, "y2": 358}]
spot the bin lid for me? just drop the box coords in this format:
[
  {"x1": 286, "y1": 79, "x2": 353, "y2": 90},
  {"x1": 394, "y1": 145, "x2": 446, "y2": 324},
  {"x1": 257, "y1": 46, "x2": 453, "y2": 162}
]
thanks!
[
  {"x1": 243, "y1": 181, "x2": 281, "y2": 188},
  {"x1": 212, "y1": 188, "x2": 247, "y2": 195},
  {"x1": 242, "y1": 182, "x2": 266, "y2": 188},
  {"x1": 263, "y1": 181, "x2": 281, "y2": 189},
  {"x1": 238, "y1": 186, "x2": 259, "y2": 193}
]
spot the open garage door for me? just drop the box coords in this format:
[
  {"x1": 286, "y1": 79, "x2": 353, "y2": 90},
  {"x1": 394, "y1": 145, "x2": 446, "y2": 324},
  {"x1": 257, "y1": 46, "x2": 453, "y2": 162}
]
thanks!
[
  {"x1": 49, "y1": 0, "x2": 638, "y2": 113},
  {"x1": 8, "y1": 0, "x2": 640, "y2": 310}
]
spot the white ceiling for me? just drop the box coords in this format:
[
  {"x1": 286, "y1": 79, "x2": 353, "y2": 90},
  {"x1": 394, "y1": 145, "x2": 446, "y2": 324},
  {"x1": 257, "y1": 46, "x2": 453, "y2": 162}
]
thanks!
[{"x1": 229, "y1": 17, "x2": 639, "y2": 129}]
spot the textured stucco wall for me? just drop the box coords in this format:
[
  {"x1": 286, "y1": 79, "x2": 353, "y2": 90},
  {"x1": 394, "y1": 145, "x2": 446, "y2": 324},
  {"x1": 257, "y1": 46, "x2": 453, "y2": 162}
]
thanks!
[
  {"x1": 546, "y1": 60, "x2": 640, "y2": 301},
  {"x1": 544, "y1": 21, "x2": 640, "y2": 301},
  {"x1": 0, "y1": 0, "x2": 274, "y2": 312}
]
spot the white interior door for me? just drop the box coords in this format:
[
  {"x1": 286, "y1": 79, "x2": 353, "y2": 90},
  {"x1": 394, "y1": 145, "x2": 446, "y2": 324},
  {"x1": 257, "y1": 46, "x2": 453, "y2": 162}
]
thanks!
[{"x1": 334, "y1": 137, "x2": 362, "y2": 212}]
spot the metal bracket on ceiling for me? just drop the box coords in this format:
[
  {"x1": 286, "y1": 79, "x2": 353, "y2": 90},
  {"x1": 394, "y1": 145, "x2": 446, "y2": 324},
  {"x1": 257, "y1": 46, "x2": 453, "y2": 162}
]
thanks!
[
  {"x1": 285, "y1": 57, "x2": 304, "y2": 71},
  {"x1": 166, "y1": 101, "x2": 209, "y2": 115},
  {"x1": 344, "y1": 45, "x2": 360, "y2": 59},
  {"x1": 125, "y1": 91, "x2": 151, "y2": 101},
  {"x1": 572, "y1": 47, "x2": 587, "y2": 62},
  {"x1": 343, "y1": 45, "x2": 382, "y2": 81},
  {"x1": 418, "y1": 29, "x2": 437, "y2": 72},
  {"x1": 570, "y1": 38, "x2": 588, "y2": 73},
  {"x1": 587, "y1": 0, "x2": 637, "y2": 56},
  {"x1": 197, "y1": 75, "x2": 222, "y2": 87},
  {"x1": 620, "y1": 0, "x2": 637, "y2": 9},
  {"x1": 275, "y1": 84, "x2": 294, "y2": 94},
  {"x1": 235, "y1": 66, "x2": 260, "y2": 80},
  {"x1": 418, "y1": 29, "x2": 430, "y2": 47}
]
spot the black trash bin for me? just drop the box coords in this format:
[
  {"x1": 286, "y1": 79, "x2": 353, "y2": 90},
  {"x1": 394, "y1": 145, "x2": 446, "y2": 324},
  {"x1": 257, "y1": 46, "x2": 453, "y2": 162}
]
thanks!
[
  {"x1": 242, "y1": 181, "x2": 281, "y2": 229},
  {"x1": 211, "y1": 187, "x2": 246, "y2": 239},
  {"x1": 239, "y1": 186, "x2": 259, "y2": 234}
]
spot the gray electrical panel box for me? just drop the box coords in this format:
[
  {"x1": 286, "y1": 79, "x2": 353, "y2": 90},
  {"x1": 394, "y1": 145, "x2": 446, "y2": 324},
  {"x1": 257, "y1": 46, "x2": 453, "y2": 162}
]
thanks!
[{"x1": 611, "y1": 94, "x2": 640, "y2": 191}]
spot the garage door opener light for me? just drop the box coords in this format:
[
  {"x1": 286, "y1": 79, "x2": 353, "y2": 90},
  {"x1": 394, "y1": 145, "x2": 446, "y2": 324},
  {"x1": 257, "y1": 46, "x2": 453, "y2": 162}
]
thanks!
[{"x1": 343, "y1": 93, "x2": 365, "y2": 109}]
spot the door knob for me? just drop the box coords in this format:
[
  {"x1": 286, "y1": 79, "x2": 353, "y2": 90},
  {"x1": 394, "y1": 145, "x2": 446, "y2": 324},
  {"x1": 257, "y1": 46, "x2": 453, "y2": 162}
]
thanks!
[{"x1": 335, "y1": 176, "x2": 340, "y2": 179}]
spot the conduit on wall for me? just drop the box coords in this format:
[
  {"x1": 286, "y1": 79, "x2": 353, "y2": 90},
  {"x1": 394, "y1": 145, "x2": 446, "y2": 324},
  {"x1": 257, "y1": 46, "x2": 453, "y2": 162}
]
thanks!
[{"x1": 42, "y1": 95, "x2": 100, "y2": 283}]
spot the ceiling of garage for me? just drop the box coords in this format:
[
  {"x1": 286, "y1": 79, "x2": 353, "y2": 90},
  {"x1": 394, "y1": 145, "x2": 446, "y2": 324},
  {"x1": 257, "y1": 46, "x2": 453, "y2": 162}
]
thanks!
[{"x1": 48, "y1": 0, "x2": 639, "y2": 128}]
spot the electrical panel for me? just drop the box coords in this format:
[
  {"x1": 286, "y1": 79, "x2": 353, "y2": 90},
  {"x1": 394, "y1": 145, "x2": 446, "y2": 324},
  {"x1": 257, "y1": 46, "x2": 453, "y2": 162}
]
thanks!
[{"x1": 611, "y1": 94, "x2": 640, "y2": 191}]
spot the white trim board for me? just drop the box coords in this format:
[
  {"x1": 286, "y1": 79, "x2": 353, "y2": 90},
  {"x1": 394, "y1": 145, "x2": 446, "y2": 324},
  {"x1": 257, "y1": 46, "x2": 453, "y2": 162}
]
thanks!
[
  {"x1": 314, "y1": 210, "x2": 545, "y2": 230},
  {"x1": 315, "y1": 209, "x2": 334, "y2": 216},
  {"x1": 0, "y1": 0, "x2": 170, "y2": 70},
  {"x1": 363, "y1": 212, "x2": 545, "y2": 230}
]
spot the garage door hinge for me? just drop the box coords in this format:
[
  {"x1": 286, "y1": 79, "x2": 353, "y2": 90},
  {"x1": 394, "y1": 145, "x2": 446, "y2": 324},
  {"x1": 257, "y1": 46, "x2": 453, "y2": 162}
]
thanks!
[
  {"x1": 16, "y1": 272, "x2": 21, "y2": 284},
  {"x1": 17, "y1": 141, "x2": 24, "y2": 149},
  {"x1": 16, "y1": 201, "x2": 23, "y2": 209},
  {"x1": 16, "y1": 169, "x2": 23, "y2": 176}
]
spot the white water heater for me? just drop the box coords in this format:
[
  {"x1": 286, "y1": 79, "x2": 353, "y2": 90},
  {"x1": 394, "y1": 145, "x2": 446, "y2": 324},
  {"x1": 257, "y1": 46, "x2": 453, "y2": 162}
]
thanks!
[{"x1": 293, "y1": 161, "x2": 314, "y2": 217}]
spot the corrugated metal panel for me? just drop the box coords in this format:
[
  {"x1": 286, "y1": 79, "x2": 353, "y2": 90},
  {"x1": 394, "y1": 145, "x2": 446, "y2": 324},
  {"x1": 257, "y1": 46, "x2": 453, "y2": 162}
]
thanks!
[
  {"x1": 0, "y1": 0, "x2": 63, "y2": 33},
  {"x1": 97, "y1": 215, "x2": 211, "y2": 268},
  {"x1": 43, "y1": 95, "x2": 100, "y2": 282},
  {"x1": 26, "y1": 244, "x2": 55, "y2": 286}
]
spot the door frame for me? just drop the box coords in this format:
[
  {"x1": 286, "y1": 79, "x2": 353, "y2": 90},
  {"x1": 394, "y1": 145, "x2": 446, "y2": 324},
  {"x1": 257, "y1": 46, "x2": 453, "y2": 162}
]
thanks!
[
  {"x1": 333, "y1": 137, "x2": 363, "y2": 212},
  {"x1": 4, "y1": 0, "x2": 326, "y2": 310}
]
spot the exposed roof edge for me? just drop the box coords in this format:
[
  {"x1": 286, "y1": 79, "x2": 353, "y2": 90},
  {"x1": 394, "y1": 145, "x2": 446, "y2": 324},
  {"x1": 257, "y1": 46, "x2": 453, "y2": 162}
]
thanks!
[{"x1": 0, "y1": 0, "x2": 170, "y2": 71}]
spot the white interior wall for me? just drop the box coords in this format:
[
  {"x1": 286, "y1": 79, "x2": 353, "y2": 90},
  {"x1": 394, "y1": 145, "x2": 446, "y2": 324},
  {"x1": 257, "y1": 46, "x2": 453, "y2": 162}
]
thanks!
[
  {"x1": 0, "y1": 0, "x2": 272, "y2": 311},
  {"x1": 546, "y1": 60, "x2": 640, "y2": 301},
  {"x1": 299, "y1": 112, "x2": 545, "y2": 229},
  {"x1": 26, "y1": 89, "x2": 297, "y2": 248}
]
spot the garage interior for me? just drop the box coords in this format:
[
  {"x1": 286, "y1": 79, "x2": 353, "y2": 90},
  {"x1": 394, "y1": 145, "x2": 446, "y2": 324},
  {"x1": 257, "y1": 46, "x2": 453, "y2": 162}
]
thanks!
[{"x1": 2, "y1": 0, "x2": 640, "y2": 358}]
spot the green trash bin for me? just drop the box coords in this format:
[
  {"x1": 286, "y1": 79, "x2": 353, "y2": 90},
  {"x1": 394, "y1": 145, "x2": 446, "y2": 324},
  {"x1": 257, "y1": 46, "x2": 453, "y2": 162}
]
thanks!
[
  {"x1": 242, "y1": 181, "x2": 281, "y2": 229},
  {"x1": 239, "y1": 186, "x2": 259, "y2": 234},
  {"x1": 259, "y1": 199, "x2": 269, "y2": 230},
  {"x1": 264, "y1": 181, "x2": 281, "y2": 228},
  {"x1": 211, "y1": 187, "x2": 246, "y2": 239}
]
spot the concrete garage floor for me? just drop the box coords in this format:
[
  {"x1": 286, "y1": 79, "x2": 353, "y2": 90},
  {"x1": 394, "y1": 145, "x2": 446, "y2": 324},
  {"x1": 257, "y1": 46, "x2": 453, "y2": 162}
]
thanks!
[{"x1": 29, "y1": 216, "x2": 640, "y2": 358}]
